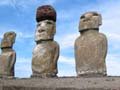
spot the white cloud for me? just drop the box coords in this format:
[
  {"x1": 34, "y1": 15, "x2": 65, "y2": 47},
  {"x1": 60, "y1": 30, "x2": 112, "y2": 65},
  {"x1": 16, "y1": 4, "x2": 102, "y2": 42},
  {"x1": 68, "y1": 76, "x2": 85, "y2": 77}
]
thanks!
[
  {"x1": 107, "y1": 33, "x2": 120, "y2": 42},
  {"x1": 16, "y1": 31, "x2": 33, "y2": 39},
  {"x1": 106, "y1": 54, "x2": 120, "y2": 76},
  {"x1": 106, "y1": 32, "x2": 120, "y2": 50},
  {"x1": 58, "y1": 55, "x2": 75, "y2": 65},
  {"x1": 58, "y1": 70, "x2": 76, "y2": 77},
  {"x1": 57, "y1": 33, "x2": 79, "y2": 49},
  {"x1": 15, "y1": 57, "x2": 32, "y2": 78},
  {"x1": 16, "y1": 57, "x2": 31, "y2": 63},
  {"x1": 0, "y1": 35, "x2": 2, "y2": 39},
  {"x1": 101, "y1": 19, "x2": 120, "y2": 34},
  {"x1": 58, "y1": 55, "x2": 76, "y2": 76}
]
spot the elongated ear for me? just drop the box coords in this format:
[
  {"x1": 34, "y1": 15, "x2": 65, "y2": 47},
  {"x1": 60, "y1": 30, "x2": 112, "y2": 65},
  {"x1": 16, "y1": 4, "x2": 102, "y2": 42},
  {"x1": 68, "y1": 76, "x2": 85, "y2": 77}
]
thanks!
[
  {"x1": 11, "y1": 32, "x2": 16, "y2": 44},
  {"x1": 98, "y1": 14, "x2": 102, "y2": 26},
  {"x1": 53, "y1": 22, "x2": 56, "y2": 34},
  {"x1": 92, "y1": 12, "x2": 102, "y2": 26}
]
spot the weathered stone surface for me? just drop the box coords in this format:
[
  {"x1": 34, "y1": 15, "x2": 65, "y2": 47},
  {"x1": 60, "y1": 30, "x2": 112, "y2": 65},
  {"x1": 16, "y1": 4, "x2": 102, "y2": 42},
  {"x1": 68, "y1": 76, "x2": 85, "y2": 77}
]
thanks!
[
  {"x1": 75, "y1": 12, "x2": 107, "y2": 76},
  {"x1": 32, "y1": 41, "x2": 59, "y2": 78},
  {"x1": 0, "y1": 77, "x2": 120, "y2": 90},
  {"x1": 35, "y1": 20, "x2": 56, "y2": 41},
  {"x1": 1, "y1": 32, "x2": 16, "y2": 48},
  {"x1": 32, "y1": 5, "x2": 59, "y2": 78},
  {"x1": 0, "y1": 32, "x2": 16, "y2": 78},
  {"x1": 79, "y1": 12, "x2": 102, "y2": 31},
  {"x1": 36, "y1": 5, "x2": 56, "y2": 22}
]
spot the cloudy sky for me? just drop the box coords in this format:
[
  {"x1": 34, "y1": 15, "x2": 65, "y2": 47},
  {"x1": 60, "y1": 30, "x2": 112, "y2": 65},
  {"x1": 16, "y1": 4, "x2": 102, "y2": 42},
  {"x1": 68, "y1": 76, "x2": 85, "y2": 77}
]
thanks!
[{"x1": 0, "y1": 0, "x2": 120, "y2": 78}]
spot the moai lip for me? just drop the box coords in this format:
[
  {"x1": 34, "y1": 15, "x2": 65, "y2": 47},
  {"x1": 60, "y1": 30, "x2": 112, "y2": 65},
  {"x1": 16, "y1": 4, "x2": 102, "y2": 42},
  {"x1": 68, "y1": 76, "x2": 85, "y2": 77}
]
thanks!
[
  {"x1": 75, "y1": 12, "x2": 107, "y2": 77},
  {"x1": 31, "y1": 5, "x2": 59, "y2": 78},
  {"x1": 0, "y1": 31, "x2": 16, "y2": 78}
]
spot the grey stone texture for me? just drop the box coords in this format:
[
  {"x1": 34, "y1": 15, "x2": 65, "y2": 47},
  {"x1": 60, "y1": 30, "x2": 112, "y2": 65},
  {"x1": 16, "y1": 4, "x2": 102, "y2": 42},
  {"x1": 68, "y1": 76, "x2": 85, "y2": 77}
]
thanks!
[
  {"x1": 0, "y1": 77, "x2": 120, "y2": 90},
  {"x1": 32, "y1": 5, "x2": 59, "y2": 78},
  {"x1": 75, "y1": 12, "x2": 107, "y2": 76},
  {"x1": 0, "y1": 32, "x2": 16, "y2": 78}
]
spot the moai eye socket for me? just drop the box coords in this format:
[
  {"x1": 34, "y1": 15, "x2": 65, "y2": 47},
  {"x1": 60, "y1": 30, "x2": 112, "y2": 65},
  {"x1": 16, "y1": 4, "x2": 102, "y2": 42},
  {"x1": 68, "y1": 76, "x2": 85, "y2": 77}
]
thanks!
[
  {"x1": 37, "y1": 23, "x2": 41, "y2": 27},
  {"x1": 8, "y1": 33, "x2": 13, "y2": 35},
  {"x1": 80, "y1": 15, "x2": 85, "y2": 19},
  {"x1": 92, "y1": 12, "x2": 99, "y2": 16},
  {"x1": 46, "y1": 21, "x2": 52, "y2": 24}
]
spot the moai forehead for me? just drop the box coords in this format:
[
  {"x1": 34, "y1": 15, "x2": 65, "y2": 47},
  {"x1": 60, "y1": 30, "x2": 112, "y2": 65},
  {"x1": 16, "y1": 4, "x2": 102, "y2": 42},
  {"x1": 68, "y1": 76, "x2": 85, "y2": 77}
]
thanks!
[
  {"x1": 1, "y1": 32, "x2": 16, "y2": 48},
  {"x1": 79, "y1": 12, "x2": 102, "y2": 31},
  {"x1": 36, "y1": 5, "x2": 56, "y2": 22}
]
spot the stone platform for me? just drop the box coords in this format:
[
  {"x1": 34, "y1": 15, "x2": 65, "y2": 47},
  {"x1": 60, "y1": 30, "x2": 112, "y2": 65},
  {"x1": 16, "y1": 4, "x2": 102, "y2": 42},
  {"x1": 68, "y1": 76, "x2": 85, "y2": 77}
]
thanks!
[{"x1": 0, "y1": 76, "x2": 120, "y2": 90}]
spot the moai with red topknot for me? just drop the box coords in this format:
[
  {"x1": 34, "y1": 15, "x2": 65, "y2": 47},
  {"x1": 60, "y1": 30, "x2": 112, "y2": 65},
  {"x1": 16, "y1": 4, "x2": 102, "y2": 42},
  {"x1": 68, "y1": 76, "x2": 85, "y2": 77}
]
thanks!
[
  {"x1": 31, "y1": 5, "x2": 59, "y2": 78},
  {"x1": 75, "y1": 12, "x2": 108, "y2": 77},
  {"x1": 0, "y1": 32, "x2": 16, "y2": 78}
]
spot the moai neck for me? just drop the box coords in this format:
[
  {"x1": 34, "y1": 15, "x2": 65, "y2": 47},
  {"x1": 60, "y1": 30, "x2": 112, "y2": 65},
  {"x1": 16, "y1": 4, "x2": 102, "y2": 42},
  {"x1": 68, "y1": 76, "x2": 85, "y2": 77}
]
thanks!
[
  {"x1": 36, "y1": 39, "x2": 53, "y2": 44},
  {"x1": 80, "y1": 29, "x2": 99, "y2": 35},
  {"x1": 1, "y1": 48, "x2": 13, "y2": 53}
]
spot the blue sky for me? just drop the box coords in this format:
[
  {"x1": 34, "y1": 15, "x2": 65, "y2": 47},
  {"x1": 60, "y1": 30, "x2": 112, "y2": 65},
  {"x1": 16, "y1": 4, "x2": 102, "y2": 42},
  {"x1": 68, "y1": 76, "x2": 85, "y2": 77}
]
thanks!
[{"x1": 0, "y1": 0, "x2": 120, "y2": 78}]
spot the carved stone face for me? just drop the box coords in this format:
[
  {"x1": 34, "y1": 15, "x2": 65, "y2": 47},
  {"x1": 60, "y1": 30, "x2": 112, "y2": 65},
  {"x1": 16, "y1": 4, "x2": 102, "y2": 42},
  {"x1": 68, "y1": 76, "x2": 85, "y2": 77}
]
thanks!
[
  {"x1": 4, "y1": 32, "x2": 16, "y2": 43},
  {"x1": 79, "y1": 12, "x2": 102, "y2": 31},
  {"x1": 35, "y1": 20, "x2": 56, "y2": 42},
  {"x1": 1, "y1": 32, "x2": 16, "y2": 48}
]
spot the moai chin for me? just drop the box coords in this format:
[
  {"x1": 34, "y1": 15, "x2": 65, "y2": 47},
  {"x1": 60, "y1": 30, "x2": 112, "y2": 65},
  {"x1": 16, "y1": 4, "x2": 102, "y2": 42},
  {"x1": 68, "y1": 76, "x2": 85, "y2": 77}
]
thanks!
[
  {"x1": 32, "y1": 5, "x2": 59, "y2": 78},
  {"x1": 0, "y1": 31, "x2": 16, "y2": 78},
  {"x1": 75, "y1": 12, "x2": 107, "y2": 77}
]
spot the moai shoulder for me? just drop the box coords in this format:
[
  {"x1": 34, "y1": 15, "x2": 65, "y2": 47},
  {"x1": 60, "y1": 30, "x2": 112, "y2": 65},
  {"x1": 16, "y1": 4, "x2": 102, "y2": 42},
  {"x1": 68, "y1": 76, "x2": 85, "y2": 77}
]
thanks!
[
  {"x1": 32, "y1": 5, "x2": 59, "y2": 78},
  {"x1": 75, "y1": 12, "x2": 108, "y2": 77},
  {"x1": 0, "y1": 31, "x2": 16, "y2": 78}
]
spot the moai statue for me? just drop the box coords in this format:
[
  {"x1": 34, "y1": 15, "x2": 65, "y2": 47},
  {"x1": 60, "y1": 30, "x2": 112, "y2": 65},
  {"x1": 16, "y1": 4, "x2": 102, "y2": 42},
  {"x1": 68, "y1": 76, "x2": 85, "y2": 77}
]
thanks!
[
  {"x1": 32, "y1": 5, "x2": 59, "y2": 78},
  {"x1": 75, "y1": 12, "x2": 107, "y2": 77},
  {"x1": 0, "y1": 32, "x2": 16, "y2": 78}
]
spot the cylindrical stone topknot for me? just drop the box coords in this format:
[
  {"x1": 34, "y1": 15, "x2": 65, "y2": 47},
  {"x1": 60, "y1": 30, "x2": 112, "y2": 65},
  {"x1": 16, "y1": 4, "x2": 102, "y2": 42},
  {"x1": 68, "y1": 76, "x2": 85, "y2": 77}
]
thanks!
[{"x1": 36, "y1": 5, "x2": 56, "y2": 22}]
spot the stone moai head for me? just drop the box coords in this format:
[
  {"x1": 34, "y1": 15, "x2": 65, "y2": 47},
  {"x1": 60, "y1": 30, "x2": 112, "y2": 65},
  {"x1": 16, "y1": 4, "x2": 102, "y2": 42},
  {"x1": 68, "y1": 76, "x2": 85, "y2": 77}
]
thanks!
[
  {"x1": 79, "y1": 12, "x2": 102, "y2": 32},
  {"x1": 35, "y1": 5, "x2": 56, "y2": 42},
  {"x1": 0, "y1": 32, "x2": 16, "y2": 49}
]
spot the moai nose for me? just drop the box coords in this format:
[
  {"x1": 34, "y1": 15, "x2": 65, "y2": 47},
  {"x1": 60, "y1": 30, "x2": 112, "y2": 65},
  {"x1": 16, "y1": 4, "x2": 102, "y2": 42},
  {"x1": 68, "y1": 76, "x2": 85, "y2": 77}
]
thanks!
[{"x1": 41, "y1": 22, "x2": 46, "y2": 27}]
